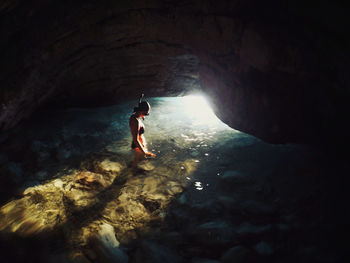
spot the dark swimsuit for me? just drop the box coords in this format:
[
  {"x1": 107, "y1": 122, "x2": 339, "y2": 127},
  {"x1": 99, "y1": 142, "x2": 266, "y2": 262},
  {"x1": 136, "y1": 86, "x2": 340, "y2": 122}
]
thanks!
[{"x1": 131, "y1": 126, "x2": 145, "y2": 149}]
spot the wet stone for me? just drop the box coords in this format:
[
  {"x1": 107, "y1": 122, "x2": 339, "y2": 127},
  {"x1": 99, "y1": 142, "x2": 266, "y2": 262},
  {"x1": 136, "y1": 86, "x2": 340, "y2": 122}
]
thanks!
[
  {"x1": 53, "y1": 179, "x2": 64, "y2": 188},
  {"x1": 76, "y1": 171, "x2": 108, "y2": 188},
  {"x1": 137, "y1": 161, "x2": 155, "y2": 171},
  {"x1": 220, "y1": 246, "x2": 251, "y2": 263},
  {"x1": 97, "y1": 223, "x2": 120, "y2": 247},
  {"x1": 98, "y1": 159, "x2": 123, "y2": 173},
  {"x1": 90, "y1": 223, "x2": 128, "y2": 263},
  {"x1": 139, "y1": 197, "x2": 161, "y2": 212}
]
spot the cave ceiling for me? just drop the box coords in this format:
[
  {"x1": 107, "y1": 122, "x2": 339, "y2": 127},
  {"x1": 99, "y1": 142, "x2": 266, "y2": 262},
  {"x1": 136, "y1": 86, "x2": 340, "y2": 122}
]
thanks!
[{"x1": 0, "y1": 0, "x2": 349, "y2": 146}]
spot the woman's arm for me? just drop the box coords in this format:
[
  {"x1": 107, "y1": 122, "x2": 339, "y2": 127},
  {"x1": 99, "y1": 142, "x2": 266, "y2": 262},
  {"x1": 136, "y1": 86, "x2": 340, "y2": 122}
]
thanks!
[{"x1": 130, "y1": 117, "x2": 148, "y2": 154}]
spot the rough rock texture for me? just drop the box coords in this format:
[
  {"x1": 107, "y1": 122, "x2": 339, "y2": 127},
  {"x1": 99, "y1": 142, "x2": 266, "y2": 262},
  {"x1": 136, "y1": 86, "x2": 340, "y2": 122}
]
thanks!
[{"x1": 1, "y1": 0, "x2": 349, "y2": 147}]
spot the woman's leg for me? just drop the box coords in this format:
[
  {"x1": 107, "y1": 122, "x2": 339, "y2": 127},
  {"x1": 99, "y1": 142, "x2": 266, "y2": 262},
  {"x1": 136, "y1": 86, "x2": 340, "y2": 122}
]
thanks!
[{"x1": 131, "y1": 147, "x2": 144, "y2": 167}]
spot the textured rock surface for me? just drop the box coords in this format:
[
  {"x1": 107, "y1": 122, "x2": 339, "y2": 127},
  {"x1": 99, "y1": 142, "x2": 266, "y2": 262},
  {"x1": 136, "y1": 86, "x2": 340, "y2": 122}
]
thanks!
[{"x1": 0, "y1": 0, "x2": 349, "y2": 147}]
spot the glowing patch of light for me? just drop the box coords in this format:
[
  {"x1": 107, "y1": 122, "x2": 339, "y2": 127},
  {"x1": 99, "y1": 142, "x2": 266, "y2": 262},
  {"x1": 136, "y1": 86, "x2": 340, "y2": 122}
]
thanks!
[
  {"x1": 194, "y1": 181, "x2": 203, "y2": 190},
  {"x1": 182, "y1": 95, "x2": 219, "y2": 125}
]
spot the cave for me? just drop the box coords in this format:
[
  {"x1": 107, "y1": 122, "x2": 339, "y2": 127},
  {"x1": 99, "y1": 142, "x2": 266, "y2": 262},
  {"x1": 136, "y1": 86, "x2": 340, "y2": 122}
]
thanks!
[{"x1": 0, "y1": 1, "x2": 349, "y2": 262}]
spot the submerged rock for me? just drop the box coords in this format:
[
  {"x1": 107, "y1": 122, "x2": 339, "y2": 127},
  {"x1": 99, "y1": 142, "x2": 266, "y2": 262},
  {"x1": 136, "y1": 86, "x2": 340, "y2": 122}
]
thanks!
[
  {"x1": 76, "y1": 171, "x2": 108, "y2": 188},
  {"x1": 98, "y1": 159, "x2": 123, "y2": 174},
  {"x1": 220, "y1": 246, "x2": 251, "y2": 263},
  {"x1": 137, "y1": 161, "x2": 155, "y2": 171},
  {"x1": 53, "y1": 179, "x2": 64, "y2": 188},
  {"x1": 98, "y1": 223, "x2": 120, "y2": 247},
  {"x1": 90, "y1": 223, "x2": 128, "y2": 263},
  {"x1": 131, "y1": 240, "x2": 182, "y2": 263}
]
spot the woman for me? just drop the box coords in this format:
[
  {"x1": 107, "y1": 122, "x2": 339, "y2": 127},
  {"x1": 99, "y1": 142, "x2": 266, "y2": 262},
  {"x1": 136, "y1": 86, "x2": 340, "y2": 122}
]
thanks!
[{"x1": 129, "y1": 94, "x2": 156, "y2": 166}]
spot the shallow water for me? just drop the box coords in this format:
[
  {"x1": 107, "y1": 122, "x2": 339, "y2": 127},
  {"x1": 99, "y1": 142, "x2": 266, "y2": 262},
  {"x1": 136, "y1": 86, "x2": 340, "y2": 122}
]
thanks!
[{"x1": 0, "y1": 97, "x2": 346, "y2": 262}]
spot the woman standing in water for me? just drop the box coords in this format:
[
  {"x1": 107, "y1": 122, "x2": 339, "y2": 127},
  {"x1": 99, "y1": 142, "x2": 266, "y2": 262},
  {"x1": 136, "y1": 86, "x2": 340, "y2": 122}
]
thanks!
[{"x1": 129, "y1": 94, "x2": 156, "y2": 166}]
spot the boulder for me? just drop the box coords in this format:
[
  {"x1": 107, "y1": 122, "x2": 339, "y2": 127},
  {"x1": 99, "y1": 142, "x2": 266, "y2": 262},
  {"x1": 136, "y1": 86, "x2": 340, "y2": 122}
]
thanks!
[
  {"x1": 98, "y1": 159, "x2": 123, "y2": 174},
  {"x1": 90, "y1": 223, "x2": 128, "y2": 263}
]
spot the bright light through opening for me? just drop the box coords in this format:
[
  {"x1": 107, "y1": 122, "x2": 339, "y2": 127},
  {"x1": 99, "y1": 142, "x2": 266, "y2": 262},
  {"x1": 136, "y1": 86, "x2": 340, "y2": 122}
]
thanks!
[{"x1": 182, "y1": 95, "x2": 218, "y2": 125}]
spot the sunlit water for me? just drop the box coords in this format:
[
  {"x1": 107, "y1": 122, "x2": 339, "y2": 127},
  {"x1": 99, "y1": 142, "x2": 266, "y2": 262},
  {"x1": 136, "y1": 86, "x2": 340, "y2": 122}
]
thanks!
[
  {"x1": 0, "y1": 97, "x2": 340, "y2": 262},
  {"x1": 0, "y1": 97, "x2": 243, "y2": 240}
]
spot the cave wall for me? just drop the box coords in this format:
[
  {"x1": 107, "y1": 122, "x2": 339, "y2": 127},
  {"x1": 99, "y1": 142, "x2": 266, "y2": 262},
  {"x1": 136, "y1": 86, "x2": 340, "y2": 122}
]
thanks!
[{"x1": 0, "y1": 0, "x2": 349, "y2": 146}]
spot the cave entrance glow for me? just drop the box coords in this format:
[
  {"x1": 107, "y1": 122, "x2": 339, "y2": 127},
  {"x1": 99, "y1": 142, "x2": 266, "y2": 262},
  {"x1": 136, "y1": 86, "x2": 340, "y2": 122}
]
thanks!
[{"x1": 180, "y1": 94, "x2": 219, "y2": 125}]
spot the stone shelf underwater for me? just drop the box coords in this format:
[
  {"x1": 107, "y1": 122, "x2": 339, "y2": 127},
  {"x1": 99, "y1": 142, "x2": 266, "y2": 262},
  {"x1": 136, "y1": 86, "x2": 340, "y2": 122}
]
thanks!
[{"x1": 0, "y1": 97, "x2": 347, "y2": 263}]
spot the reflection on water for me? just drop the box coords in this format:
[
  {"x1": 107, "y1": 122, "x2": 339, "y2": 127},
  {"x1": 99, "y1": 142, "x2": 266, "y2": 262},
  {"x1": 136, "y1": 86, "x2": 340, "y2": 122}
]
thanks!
[
  {"x1": 0, "y1": 96, "x2": 244, "y2": 255},
  {"x1": 194, "y1": 182, "x2": 203, "y2": 191}
]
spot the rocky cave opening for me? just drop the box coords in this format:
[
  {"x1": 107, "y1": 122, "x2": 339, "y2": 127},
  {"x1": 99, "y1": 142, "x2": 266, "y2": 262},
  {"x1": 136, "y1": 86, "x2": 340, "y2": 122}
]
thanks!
[{"x1": 0, "y1": 1, "x2": 349, "y2": 263}]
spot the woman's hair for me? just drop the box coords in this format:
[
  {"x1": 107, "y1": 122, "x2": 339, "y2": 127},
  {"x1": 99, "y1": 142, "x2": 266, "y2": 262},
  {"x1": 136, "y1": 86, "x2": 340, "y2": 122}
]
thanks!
[
  {"x1": 134, "y1": 94, "x2": 150, "y2": 114},
  {"x1": 134, "y1": 101, "x2": 150, "y2": 113}
]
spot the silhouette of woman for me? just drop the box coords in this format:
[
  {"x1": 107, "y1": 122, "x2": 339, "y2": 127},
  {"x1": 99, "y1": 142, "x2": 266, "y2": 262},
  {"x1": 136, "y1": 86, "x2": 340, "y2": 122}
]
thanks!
[{"x1": 129, "y1": 94, "x2": 156, "y2": 166}]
